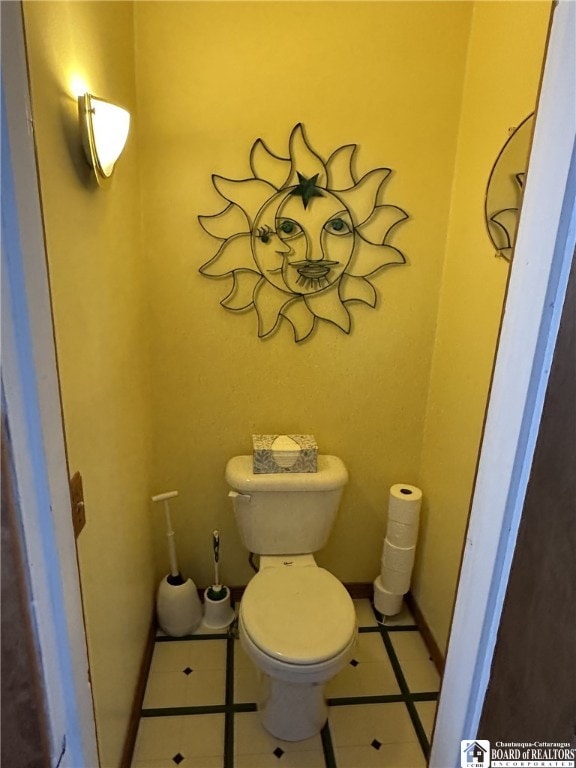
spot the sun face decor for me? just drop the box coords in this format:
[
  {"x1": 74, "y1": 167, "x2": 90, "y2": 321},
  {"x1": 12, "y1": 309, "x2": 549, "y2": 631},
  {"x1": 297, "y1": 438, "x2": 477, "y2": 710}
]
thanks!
[{"x1": 199, "y1": 124, "x2": 408, "y2": 342}]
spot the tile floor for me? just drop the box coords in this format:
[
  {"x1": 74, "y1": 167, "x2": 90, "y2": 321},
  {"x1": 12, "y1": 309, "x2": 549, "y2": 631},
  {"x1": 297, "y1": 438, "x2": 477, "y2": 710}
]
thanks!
[{"x1": 131, "y1": 599, "x2": 440, "y2": 767}]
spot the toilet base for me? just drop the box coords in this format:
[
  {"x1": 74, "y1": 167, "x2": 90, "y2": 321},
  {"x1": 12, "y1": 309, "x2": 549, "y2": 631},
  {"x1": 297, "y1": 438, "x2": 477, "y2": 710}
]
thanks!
[{"x1": 258, "y1": 673, "x2": 328, "y2": 741}]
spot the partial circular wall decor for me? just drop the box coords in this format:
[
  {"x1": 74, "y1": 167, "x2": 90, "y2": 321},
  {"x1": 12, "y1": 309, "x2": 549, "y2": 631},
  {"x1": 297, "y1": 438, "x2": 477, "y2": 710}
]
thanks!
[{"x1": 485, "y1": 114, "x2": 534, "y2": 261}]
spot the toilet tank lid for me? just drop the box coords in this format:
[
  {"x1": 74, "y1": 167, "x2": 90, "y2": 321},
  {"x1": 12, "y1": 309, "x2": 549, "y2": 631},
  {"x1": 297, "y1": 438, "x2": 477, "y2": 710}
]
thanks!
[{"x1": 225, "y1": 455, "x2": 348, "y2": 492}]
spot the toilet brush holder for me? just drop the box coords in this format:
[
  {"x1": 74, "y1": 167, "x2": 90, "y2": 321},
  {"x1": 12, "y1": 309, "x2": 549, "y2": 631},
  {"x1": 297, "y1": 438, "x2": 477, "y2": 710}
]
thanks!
[{"x1": 203, "y1": 586, "x2": 235, "y2": 629}]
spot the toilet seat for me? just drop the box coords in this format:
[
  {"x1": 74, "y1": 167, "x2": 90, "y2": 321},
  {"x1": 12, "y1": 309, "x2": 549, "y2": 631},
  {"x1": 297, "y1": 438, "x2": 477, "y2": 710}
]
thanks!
[{"x1": 240, "y1": 566, "x2": 356, "y2": 665}]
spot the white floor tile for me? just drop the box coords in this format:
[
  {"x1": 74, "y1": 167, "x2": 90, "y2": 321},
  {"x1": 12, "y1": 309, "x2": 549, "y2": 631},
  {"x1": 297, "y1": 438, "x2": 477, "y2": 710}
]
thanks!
[
  {"x1": 354, "y1": 598, "x2": 378, "y2": 627},
  {"x1": 132, "y1": 755, "x2": 224, "y2": 767},
  {"x1": 133, "y1": 716, "x2": 182, "y2": 761},
  {"x1": 389, "y1": 632, "x2": 441, "y2": 692},
  {"x1": 179, "y1": 713, "x2": 226, "y2": 757},
  {"x1": 233, "y1": 638, "x2": 261, "y2": 703},
  {"x1": 234, "y1": 711, "x2": 323, "y2": 756},
  {"x1": 387, "y1": 631, "x2": 429, "y2": 662},
  {"x1": 326, "y1": 665, "x2": 358, "y2": 699},
  {"x1": 234, "y1": 663, "x2": 261, "y2": 703},
  {"x1": 327, "y1": 658, "x2": 400, "y2": 698},
  {"x1": 353, "y1": 633, "x2": 389, "y2": 662},
  {"x1": 355, "y1": 661, "x2": 402, "y2": 697},
  {"x1": 234, "y1": 640, "x2": 254, "y2": 670},
  {"x1": 415, "y1": 700, "x2": 437, "y2": 740},
  {"x1": 334, "y1": 740, "x2": 426, "y2": 768},
  {"x1": 327, "y1": 633, "x2": 400, "y2": 698},
  {"x1": 150, "y1": 639, "x2": 227, "y2": 673},
  {"x1": 376, "y1": 603, "x2": 416, "y2": 627},
  {"x1": 235, "y1": 751, "x2": 327, "y2": 767},
  {"x1": 132, "y1": 714, "x2": 224, "y2": 764},
  {"x1": 329, "y1": 702, "x2": 418, "y2": 747},
  {"x1": 143, "y1": 668, "x2": 226, "y2": 708}
]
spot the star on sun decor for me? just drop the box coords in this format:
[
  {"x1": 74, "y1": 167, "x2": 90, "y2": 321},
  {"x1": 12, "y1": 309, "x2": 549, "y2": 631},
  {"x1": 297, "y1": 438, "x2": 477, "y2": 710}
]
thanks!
[
  {"x1": 198, "y1": 124, "x2": 409, "y2": 342},
  {"x1": 289, "y1": 172, "x2": 325, "y2": 209}
]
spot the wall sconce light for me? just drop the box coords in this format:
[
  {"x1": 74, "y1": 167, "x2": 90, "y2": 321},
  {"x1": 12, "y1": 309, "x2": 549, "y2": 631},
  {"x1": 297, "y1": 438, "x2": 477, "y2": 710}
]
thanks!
[{"x1": 78, "y1": 93, "x2": 130, "y2": 183}]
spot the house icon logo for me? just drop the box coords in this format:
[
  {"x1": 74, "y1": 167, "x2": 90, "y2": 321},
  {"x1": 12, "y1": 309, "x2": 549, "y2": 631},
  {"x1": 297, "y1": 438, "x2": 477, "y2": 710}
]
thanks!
[{"x1": 461, "y1": 740, "x2": 491, "y2": 768}]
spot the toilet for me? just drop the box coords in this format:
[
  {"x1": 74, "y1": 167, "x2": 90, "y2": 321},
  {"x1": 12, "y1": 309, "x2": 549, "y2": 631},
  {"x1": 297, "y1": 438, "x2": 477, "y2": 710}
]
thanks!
[{"x1": 226, "y1": 454, "x2": 357, "y2": 741}]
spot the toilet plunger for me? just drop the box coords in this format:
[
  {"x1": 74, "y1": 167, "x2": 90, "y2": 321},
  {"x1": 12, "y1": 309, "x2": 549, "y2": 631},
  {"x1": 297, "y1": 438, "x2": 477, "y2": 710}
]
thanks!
[{"x1": 152, "y1": 491, "x2": 202, "y2": 636}]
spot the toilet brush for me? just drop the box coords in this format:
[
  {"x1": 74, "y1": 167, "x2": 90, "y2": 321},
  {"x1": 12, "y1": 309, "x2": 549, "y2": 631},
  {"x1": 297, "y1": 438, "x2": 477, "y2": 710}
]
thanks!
[
  {"x1": 207, "y1": 530, "x2": 226, "y2": 601},
  {"x1": 152, "y1": 491, "x2": 202, "y2": 636},
  {"x1": 203, "y1": 530, "x2": 235, "y2": 628}
]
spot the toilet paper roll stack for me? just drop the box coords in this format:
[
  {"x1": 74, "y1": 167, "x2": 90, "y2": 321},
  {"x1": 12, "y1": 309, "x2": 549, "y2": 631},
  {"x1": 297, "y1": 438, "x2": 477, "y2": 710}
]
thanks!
[{"x1": 373, "y1": 484, "x2": 422, "y2": 617}]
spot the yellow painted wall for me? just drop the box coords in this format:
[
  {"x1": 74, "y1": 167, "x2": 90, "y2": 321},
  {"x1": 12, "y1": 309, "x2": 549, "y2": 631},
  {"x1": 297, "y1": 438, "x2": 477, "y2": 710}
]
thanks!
[
  {"x1": 21, "y1": 2, "x2": 155, "y2": 765},
  {"x1": 134, "y1": 1, "x2": 473, "y2": 589},
  {"x1": 413, "y1": 1, "x2": 551, "y2": 652}
]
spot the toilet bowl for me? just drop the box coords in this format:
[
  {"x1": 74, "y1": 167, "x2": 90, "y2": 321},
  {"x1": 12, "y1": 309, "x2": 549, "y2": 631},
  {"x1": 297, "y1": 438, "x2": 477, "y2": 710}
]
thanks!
[{"x1": 239, "y1": 555, "x2": 357, "y2": 740}]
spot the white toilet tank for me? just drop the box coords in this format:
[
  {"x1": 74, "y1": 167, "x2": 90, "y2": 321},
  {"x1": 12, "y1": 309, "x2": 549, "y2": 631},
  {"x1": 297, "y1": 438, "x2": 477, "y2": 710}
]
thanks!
[{"x1": 226, "y1": 455, "x2": 348, "y2": 555}]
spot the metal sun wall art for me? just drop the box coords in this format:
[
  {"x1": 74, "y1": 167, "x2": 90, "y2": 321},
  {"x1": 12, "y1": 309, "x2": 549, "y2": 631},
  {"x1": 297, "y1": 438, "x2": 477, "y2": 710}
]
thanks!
[
  {"x1": 198, "y1": 124, "x2": 408, "y2": 342},
  {"x1": 485, "y1": 114, "x2": 534, "y2": 261}
]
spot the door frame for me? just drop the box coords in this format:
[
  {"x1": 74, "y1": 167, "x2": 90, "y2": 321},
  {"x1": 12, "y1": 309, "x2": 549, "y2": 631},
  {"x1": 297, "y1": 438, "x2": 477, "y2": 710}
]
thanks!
[
  {"x1": 430, "y1": 1, "x2": 575, "y2": 764},
  {"x1": 1, "y1": 3, "x2": 99, "y2": 766},
  {"x1": 2, "y1": 2, "x2": 574, "y2": 767}
]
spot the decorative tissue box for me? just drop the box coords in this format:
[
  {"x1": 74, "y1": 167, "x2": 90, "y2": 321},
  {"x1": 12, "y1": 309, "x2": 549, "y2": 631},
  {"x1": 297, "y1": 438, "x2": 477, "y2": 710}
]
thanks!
[{"x1": 252, "y1": 434, "x2": 318, "y2": 474}]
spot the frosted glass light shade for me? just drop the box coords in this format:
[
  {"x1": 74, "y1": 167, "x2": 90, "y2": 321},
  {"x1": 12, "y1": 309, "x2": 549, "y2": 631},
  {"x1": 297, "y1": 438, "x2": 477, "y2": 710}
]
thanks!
[{"x1": 78, "y1": 93, "x2": 130, "y2": 182}]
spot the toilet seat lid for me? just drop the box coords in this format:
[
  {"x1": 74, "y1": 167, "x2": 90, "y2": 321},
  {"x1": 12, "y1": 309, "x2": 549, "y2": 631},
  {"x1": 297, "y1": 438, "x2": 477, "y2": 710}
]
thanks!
[{"x1": 241, "y1": 567, "x2": 356, "y2": 665}]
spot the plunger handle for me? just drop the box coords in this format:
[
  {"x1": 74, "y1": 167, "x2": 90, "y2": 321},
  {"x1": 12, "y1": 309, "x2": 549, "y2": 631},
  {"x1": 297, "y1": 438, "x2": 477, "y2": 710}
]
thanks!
[
  {"x1": 152, "y1": 491, "x2": 179, "y2": 503},
  {"x1": 152, "y1": 491, "x2": 180, "y2": 578},
  {"x1": 164, "y1": 503, "x2": 179, "y2": 578}
]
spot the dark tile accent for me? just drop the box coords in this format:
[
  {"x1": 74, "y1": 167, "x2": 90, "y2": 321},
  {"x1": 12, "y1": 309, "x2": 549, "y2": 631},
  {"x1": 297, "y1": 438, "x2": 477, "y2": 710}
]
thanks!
[
  {"x1": 224, "y1": 632, "x2": 235, "y2": 768},
  {"x1": 378, "y1": 628, "x2": 431, "y2": 760},
  {"x1": 156, "y1": 633, "x2": 228, "y2": 642},
  {"x1": 411, "y1": 692, "x2": 439, "y2": 702},
  {"x1": 172, "y1": 753, "x2": 184, "y2": 765},
  {"x1": 349, "y1": 659, "x2": 359, "y2": 667},
  {"x1": 273, "y1": 746, "x2": 284, "y2": 758},
  {"x1": 142, "y1": 704, "x2": 227, "y2": 717},
  {"x1": 328, "y1": 694, "x2": 404, "y2": 707},
  {"x1": 371, "y1": 739, "x2": 382, "y2": 750},
  {"x1": 183, "y1": 667, "x2": 193, "y2": 676},
  {"x1": 320, "y1": 721, "x2": 337, "y2": 768}
]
